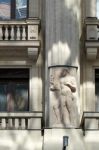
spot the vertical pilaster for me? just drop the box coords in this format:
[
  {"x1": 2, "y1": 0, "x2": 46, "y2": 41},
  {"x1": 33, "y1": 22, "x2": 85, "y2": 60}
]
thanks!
[
  {"x1": 29, "y1": 0, "x2": 41, "y2": 18},
  {"x1": 45, "y1": 0, "x2": 81, "y2": 127},
  {"x1": 85, "y1": 0, "x2": 96, "y2": 17}
]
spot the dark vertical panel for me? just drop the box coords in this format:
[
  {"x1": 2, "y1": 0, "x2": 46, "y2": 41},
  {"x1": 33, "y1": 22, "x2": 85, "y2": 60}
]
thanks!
[
  {"x1": 11, "y1": 0, "x2": 15, "y2": 19},
  {"x1": 95, "y1": 69, "x2": 99, "y2": 111}
]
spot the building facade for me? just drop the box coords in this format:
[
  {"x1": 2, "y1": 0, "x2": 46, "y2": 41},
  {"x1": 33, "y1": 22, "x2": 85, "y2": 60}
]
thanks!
[{"x1": 0, "y1": 0, "x2": 99, "y2": 150}]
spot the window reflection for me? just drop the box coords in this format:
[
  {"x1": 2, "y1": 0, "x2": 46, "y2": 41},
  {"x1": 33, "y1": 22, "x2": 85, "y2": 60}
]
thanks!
[
  {"x1": 95, "y1": 69, "x2": 99, "y2": 111},
  {"x1": 0, "y1": 0, "x2": 11, "y2": 20},
  {"x1": 0, "y1": 69, "x2": 29, "y2": 112},
  {"x1": 97, "y1": 0, "x2": 99, "y2": 19},
  {"x1": 16, "y1": 0, "x2": 27, "y2": 19},
  {"x1": 0, "y1": 0, "x2": 27, "y2": 20}
]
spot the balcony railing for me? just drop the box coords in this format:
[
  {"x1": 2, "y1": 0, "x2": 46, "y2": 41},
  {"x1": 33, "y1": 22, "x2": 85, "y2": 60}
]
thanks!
[
  {"x1": 0, "y1": 112, "x2": 42, "y2": 130},
  {"x1": 0, "y1": 24, "x2": 26, "y2": 41},
  {"x1": 85, "y1": 18, "x2": 99, "y2": 59},
  {"x1": 0, "y1": 19, "x2": 40, "y2": 41},
  {"x1": 0, "y1": 19, "x2": 41, "y2": 61}
]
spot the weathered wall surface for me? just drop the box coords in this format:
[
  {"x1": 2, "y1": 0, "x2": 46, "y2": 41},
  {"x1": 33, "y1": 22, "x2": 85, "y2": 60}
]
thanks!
[
  {"x1": 0, "y1": 131, "x2": 42, "y2": 150},
  {"x1": 44, "y1": 129, "x2": 99, "y2": 150},
  {"x1": 85, "y1": 0, "x2": 96, "y2": 17},
  {"x1": 45, "y1": 0, "x2": 81, "y2": 127},
  {"x1": 43, "y1": 0, "x2": 99, "y2": 149},
  {"x1": 28, "y1": 0, "x2": 43, "y2": 112},
  {"x1": 0, "y1": 1, "x2": 43, "y2": 149},
  {"x1": 45, "y1": 0, "x2": 81, "y2": 66},
  {"x1": 81, "y1": 0, "x2": 97, "y2": 112},
  {"x1": 29, "y1": 0, "x2": 42, "y2": 18}
]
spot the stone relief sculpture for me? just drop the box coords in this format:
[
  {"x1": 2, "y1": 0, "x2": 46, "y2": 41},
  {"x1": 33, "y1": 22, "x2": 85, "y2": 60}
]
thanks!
[{"x1": 49, "y1": 67, "x2": 79, "y2": 127}]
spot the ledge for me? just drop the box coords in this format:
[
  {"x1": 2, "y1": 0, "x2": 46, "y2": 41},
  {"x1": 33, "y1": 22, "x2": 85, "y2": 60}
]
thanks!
[
  {"x1": 85, "y1": 41, "x2": 99, "y2": 47},
  {"x1": 86, "y1": 47, "x2": 97, "y2": 60},
  {"x1": 85, "y1": 41, "x2": 99, "y2": 60},
  {"x1": 0, "y1": 18, "x2": 40, "y2": 25},
  {"x1": 0, "y1": 40, "x2": 40, "y2": 47},
  {"x1": 81, "y1": 112, "x2": 99, "y2": 135},
  {"x1": 0, "y1": 112, "x2": 43, "y2": 118},
  {"x1": 0, "y1": 41, "x2": 40, "y2": 61},
  {"x1": 0, "y1": 18, "x2": 41, "y2": 62},
  {"x1": 0, "y1": 112, "x2": 43, "y2": 130},
  {"x1": 85, "y1": 17, "x2": 99, "y2": 25}
]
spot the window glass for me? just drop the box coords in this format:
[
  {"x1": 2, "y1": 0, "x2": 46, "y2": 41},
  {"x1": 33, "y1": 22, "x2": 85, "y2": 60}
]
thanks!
[
  {"x1": 0, "y1": 0, "x2": 28, "y2": 20},
  {"x1": 0, "y1": 69, "x2": 29, "y2": 112},
  {"x1": 16, "y1": 0, "x2": 27, "y2": 19},
  {"x1": 97, "y1": 0, "x2": 99, "y2": 19},
  {"x1": 0, "y1": 0, "x2": 11, "y2": 20},
  {"x1": 95, "y1": 69, "x2": 99, "y2": 111}
]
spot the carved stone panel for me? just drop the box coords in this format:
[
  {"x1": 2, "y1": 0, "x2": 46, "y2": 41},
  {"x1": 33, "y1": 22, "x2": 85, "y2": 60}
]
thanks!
[
  {"x1": 28, "y1": 25, "x2": 38, "y2": 40},
  {"x1": 49, "y1": 66, "x2": 79, "y2": 128}
]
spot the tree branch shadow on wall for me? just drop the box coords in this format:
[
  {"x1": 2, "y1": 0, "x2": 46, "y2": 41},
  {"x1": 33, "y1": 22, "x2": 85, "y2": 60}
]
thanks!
[{"x1": 45, "y1": 0, "x2": 81, "y2": 128}]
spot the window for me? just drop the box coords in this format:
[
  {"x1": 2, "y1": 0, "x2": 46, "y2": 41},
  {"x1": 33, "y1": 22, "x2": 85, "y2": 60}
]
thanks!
[
  {"x1": 95, "y1": 69, "x2": 99, "y2": 111},
  {"x1": 16, "y1": 0, "x2": 27, "y2": 19},
  {"x1": 97, "y1": 0, "x2": 99, "y2": 19},
  {"x1": 0, "y1": 0, "x2": 28, "y2": 20},
  {"x1": 0, "y1": 69, "x2": 29, "y2": 112}
]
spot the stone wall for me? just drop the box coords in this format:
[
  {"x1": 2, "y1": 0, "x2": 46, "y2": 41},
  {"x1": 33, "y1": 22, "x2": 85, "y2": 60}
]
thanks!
[{"x1": 45, "y1": 0, "x2": 81, "y2": 127}]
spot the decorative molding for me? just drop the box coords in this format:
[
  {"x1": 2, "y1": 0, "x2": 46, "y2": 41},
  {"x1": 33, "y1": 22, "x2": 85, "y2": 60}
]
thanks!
[
  {"x1": 85, "y1": 18, "x2": 99, "y2": 60},
  {"x1": 28, "y1": 47, "x2": 39, "y2": 61},
  {"x1": 49, "y1": 67, "x2": 79, "y2": 128},
  {"x1": 86, "y1": 47, "x2": 97, "y2": 60},
  {"x1": 0, "y1": 19, "x2": 41, "y2": 62},
  {"x1": 86, "y1": 25, "x2": 98, "y2": 40},
  {"x1": 28, "y1": 25, "x2": 39, "y2": 40},
  {"x1": 85, "y1": 0, "x2": 96, "y2": 17},
  {"x1": 48, "y1": 65, "x2": 78, "y2": 69},
  {"x1": 81, "y1": 112, "x2": 99, "y2": 135},
  {"x1": 0, "y1": 41, "x2": 40, "y2": 47}
]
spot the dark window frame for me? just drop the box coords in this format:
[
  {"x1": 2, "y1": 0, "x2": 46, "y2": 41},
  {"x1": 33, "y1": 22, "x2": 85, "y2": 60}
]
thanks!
[{"x1": 12, "y1": 0, "x2": 29, "y2": 20}]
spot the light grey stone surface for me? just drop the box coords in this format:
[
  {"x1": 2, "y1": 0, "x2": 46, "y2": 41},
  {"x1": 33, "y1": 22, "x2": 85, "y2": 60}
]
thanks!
[
  {"x1": 45, "y1": 0, "x2": 80, "y2": 66},
  {"x1": 29, "y1": 0, "x2": 41, "y2": 18},
  {"x1": 0, "y1": 130, "x2": 42, "y2": 150},
  {"x1": 43, "y1": 129, "x2": 84, "y2": 150},
  {"x1": 44, "y1": 129, "x2": 99, "y2": 150},
  {"x1": 45, "y1": 0, "x2": 81, "y2": 127},
  {"x1": 85, "y1": 0, "x2": 96, "y2": 17},
  {"x1": 49, "y1": 67, "x2": 79, "y2": 127}
]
